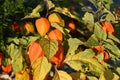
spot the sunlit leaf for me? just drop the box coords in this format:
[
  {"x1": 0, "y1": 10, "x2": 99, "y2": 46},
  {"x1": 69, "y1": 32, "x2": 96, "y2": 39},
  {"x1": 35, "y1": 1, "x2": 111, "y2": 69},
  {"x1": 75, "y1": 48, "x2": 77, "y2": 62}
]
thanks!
[
  {"x1": 32, "y1": 57, "x2": 51, "y2": 80},
  {"x1": 79, "y1": 49, "x2": 95, "y2": 58},
  {"x1": 8, "y1": 43, "x2": 24, "y2": 72},
  {"x1": 40, "y1": 38, "x2": 58, "y2": 60},
  {"x1": 7, "y1": 35, "x2": 40, "y2": 46},
  {"x1": 54, "y1": 7, "x2": 80, "y2": 21},
  {"x1": 46, "y1": 0, "x2": 55, "y2": 10},
  {"x1": 15, "y1": 70, "x2": 31, "y2": 80},
  {"x1": 65, "y1": 60, "x2": 83, "y2": 71},
  {"x1": 27, "y1": 35, "x2": 40, "y2": 44},
  {"x1": 104, "y1": 39, "x2": 120, "y2": 57},
  {"x1": 51, "y1": 22, "x2": 65, "y2": 34},
  {"x1": 66, "y1": 38, "x2": 83, "y2": 56},
  {"x1": 94, "y1": 23, "x2": 107, "y2": 40},
  {"x1": 53, "y1": 70, "x2": 72, "y2": 80},
  {"x1": 116, "y1": 67, "x2": 120, "y2": 75},
  {"x1": 82, "y1": 12, "x2": 94, "y2": 29},
  {"x1": 7, "y1": 37, "x2": 20, "y2": 45},
  {"x1": 96, "y1": 53, "x2": 104, "y2": 62},
  {"x1": 22, "y1": 4, "x2": 43, "y2": 19},
  {"x1": 86, "y1": 34, "x2": 99, "y2": 47},
  {"x1": 87, "y1": 76, "x2": 98, "y2": 80},
  {"x1": 102, "y1": 0, "x2": 113, "y2": 10},
  {"x1": 100, "y1": 7, "x2": 117, "y2": 23},
  {"x1": 64, "y1": 50, "x2": 105, "y2": 73},
  {"x1": 19, "y1": 38, "x2": 28, "y2": 45},
  {"x1": 65, "y1": 49, "x2": 95, "y2": 71},
  {"x1": 108, "y1": 32, "x2": 120, "y2": 44}
]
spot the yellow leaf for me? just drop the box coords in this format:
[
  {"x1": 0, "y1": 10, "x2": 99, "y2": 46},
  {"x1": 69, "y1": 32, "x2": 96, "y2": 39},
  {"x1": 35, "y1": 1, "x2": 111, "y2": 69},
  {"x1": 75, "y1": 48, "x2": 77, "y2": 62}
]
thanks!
[
  {"x1": 32, "y1": 57, "x2": 51, "y2": 80},
  {"x1": 53, "y1": 70, "x2": 72, "y2": 80},
  {"x1": 15, "y1": 70, "x2": 30, "y2": 80},
  {"x1": 64, "y1": 51, "x2": 105, "y2": 73}
]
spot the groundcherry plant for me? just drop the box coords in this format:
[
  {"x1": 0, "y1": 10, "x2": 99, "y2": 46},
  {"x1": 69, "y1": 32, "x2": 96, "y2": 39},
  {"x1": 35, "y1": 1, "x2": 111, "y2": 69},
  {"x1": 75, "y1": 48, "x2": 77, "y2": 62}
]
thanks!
[{"x1": 0, "y1": 0, "x2": 120, "y2": 80}]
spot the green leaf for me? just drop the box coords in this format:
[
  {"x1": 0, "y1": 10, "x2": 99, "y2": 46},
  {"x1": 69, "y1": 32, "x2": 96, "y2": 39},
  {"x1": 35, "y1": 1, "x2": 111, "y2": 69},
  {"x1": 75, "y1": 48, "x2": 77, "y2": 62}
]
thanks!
[
  {"x1": 7, "y1": 37, "x2": 20, "y2": 45},
  {"x1": 86, "y1": 34, "x2": 99, "y2": 47},
  {"x1": 104, "y1": 39, "x2": 120, "y2": 57},
  {"x1": 79, "y1": 49, "x2": 95, "y2": 58},
  {"x1": 53, "y1": 70, "x2": 72, "y2": 80},
  {"x1": 64, "y1": 50, "x2": 105, "y2": 73},
  {"x1": 51, "y1": 22, "x2": 71, "y2": 38},
  {"x1": 65, "y1": 61, "x2": 83, "y2": 71},
  {"x1": 22, "y1": 4, "x2": 43, "y2": 19},
  {"x1": 46, "y1": 0, "x2": 55, "y2": 10},
  {"x1": 94, "y1": 23, "x2": 107, "y2": 40},
  {"x1": 82, "y1": 12, "x2": 94, "y2": 27},
  {"x1": 27, "y1": 35, "x2": 40, "y2": 44},
  {"x1": 116, "y1": 67, "x2": 120, "y2": 75},
  {"x1": 19, "y1": 38, "x2": 27, "y2": 45},
  {"x1": 40, "y1": 38, "x2": 58, "y2": 60},
  {"x1": 7, "y1": 35, "x2": 40, "y2": 46},
  {"x1": 8, "y1": 43, "x2": 24, "y2": 72},
  {"x1": 100, "y1": 7, "x2": 117, "y2": 23},
  {"x1": 108, "y1": 32, "x2": 120, "y2": 44},
  {"x1": 32, "y1": 57, "x2": 51, "y2": 80},
  {"x1": 102, "y1": 0, "x2": 113, "y2": 10},
  {"x1": 96, "y1": 53, "x2": 104, "y2": 62},
  {"x1": 99, "y1": 70, "x2": 119, "y2": 80},
  {"x1": 65, "y1": 49, "x2": 95, "y2": 71},
  {"x1": 66, "y1": 38, "x2": 83, "y2": 56},
  {"x1": 54, "y1": 7, "x2": 80, "y2": 21},
  {"x1": 87, "y1": 76, "x2": 98, "y2": 80},
  {"x1": 51, "y1": 22, "x2": 65, "y2": 34}
]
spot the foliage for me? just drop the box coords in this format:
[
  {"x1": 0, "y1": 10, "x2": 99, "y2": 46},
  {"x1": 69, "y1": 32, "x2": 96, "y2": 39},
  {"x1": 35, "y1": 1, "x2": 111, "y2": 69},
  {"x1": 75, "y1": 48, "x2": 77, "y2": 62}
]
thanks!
[{"x1": 0, "y1": 0, "x2": 120, "y2": 79}]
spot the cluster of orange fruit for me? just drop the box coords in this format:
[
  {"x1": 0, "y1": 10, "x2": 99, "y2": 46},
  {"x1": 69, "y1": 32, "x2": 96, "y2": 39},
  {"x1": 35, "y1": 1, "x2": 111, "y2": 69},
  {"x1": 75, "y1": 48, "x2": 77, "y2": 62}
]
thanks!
[{"x1": 0, "y1": 11, "x2": 115, "y2": 78}]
